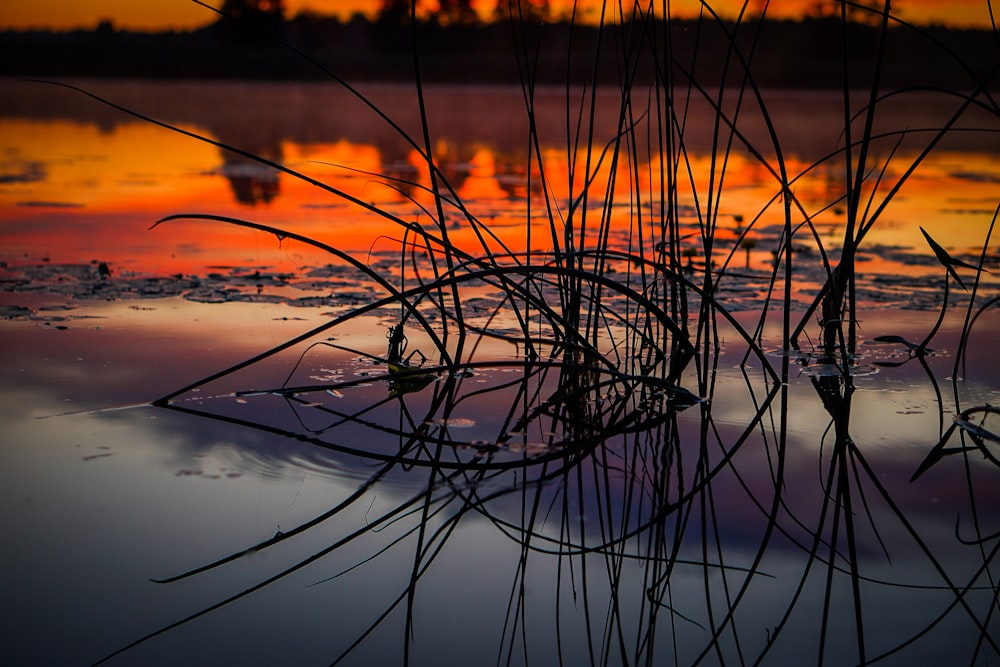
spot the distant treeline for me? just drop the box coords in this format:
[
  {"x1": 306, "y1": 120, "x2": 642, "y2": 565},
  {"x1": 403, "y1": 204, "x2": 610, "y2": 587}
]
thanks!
[{"x1": 3, "y1": 14, "x2": 997, "y2": 89}]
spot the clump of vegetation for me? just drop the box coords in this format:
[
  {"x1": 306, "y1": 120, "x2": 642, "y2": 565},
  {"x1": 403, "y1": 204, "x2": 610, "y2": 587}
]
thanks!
[{"x1": 79, "y1": 1, "x2": 998, "y2": 665}]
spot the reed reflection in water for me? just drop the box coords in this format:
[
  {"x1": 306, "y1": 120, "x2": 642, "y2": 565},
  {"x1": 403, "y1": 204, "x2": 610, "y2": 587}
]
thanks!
[{"x1": 71, "y1": 297, "x2": 999, "y2": 666}]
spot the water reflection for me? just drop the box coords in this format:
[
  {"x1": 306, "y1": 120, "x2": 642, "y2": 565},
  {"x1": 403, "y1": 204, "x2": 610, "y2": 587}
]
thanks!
[
  {"x1": 220, "y1": 150, "x2": 283, "y2": 206},
  {"x1": 2, "y1": 288, "x2": 998, "y2": 665},
  {"x1": 2, "y1": 79, "x2": 998, "y2": 284}
]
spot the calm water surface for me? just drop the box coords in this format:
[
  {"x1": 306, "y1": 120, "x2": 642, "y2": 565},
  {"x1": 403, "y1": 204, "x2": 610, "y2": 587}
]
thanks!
[{"x1": 1, "y1": 79, "x2": 999, "y2": 665}]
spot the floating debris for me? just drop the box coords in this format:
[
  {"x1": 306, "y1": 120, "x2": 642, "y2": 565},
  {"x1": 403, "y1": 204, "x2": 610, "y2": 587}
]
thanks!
[
  {"x1": 0, "y1": 305, "x2": 33, "y2": 320},
  {"x1": 798, "y1": 363, "x2": 879, "y2": 378},
  {"x1": 429, "y1": 417, "x2": 476, "y2": 428}
]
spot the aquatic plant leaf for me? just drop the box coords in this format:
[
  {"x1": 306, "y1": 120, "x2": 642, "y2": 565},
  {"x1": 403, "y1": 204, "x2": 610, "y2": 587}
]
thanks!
[
  {"x1": 872, "y1": 334, "x2": 933, "y2": 362},
  {"x1": 873, "y1": 334, "x2": 917, "y2": 349},
  {"x1": 872, "y1": 359, "x2": 909, "y2": 368},
  {"x1": 920, "y1": 226, "x2": 980, "y2": 290}
]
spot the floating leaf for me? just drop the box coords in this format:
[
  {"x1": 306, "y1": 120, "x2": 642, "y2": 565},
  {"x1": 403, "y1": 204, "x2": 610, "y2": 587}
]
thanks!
[
  {"x1": 872, "y1": 334, "x2": 932, "y2": 358},
  {"x1": 873, "y1": 334, "x2": 917, "y2": 348}
]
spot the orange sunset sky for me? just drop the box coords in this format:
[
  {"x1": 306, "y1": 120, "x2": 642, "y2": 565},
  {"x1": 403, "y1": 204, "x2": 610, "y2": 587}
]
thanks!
[{"x1": 0, "y1": 0, "x2": 993, "y2": 31}]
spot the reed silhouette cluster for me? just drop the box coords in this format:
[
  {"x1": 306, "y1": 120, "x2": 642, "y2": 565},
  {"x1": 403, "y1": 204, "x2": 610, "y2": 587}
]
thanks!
[{"x1": 67, "y1": 1, "x2": 999, "y2": 665}]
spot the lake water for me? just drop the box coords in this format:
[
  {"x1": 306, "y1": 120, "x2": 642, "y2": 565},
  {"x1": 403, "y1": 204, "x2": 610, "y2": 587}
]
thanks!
[{"x1": 1, "y1": 78, "x2": 999, "y2": 665}]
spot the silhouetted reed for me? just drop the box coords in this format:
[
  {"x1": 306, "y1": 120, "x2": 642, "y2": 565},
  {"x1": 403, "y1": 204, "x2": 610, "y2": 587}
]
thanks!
[{"x1": 72, "y1": 1, "x2": 1000, "y2": 665}]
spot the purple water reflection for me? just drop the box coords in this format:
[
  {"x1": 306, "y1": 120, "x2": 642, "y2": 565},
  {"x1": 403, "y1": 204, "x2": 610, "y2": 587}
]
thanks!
[{"x1": 2, "y1": 294, "x2": 998, "y2": 665}]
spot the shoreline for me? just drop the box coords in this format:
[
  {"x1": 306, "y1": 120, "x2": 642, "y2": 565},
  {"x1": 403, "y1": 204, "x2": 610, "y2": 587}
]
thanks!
[{"x1": 4, "y1": 17, "x2": 997, "y2": 89}]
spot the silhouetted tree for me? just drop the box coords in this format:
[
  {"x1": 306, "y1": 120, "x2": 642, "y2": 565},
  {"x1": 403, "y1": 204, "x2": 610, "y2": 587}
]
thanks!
[
  {"x1": 807, "y1": 0, "x2": 891, "y2": 25},
  {"x1": 437, "y1": 0, "x2": 478, "y2": 26},
  {"x1": 374, "y1": 0, "x2": 416, "y2": 55},
  {"x1": 850, "y1": 0, "x2": 893, "y2": 25},
  {"x1": 377, "y1": 0, "x2": 478, "y2": 26},
  {"x1": 377, "y1": 0, "x2": 412, "y2": 26},
  {"x1": 216, "y1": 0, "x2": 286, "y2": 42},
  {"x1": 221, "y1": 0, "x2": 286, "y2": 20},
  {"x1": 493, "y1": 0, "x2": 551, "y2": 23},
  {"x1": 806, "y1": 1, "x2": 837, "y2": 18},
  {"x1": 95, "y1": 19, "x2": 116, "y2": 38}
]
